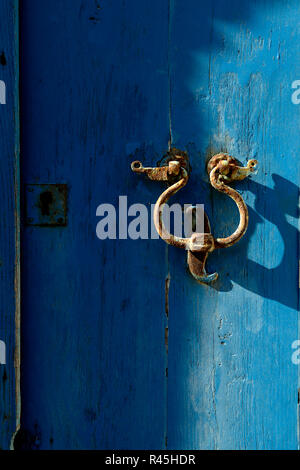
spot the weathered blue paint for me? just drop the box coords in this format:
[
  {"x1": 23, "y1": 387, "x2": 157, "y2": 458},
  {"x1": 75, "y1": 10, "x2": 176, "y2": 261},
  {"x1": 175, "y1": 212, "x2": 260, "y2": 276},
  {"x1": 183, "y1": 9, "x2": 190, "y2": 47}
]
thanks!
[
  {"x1": 0, "y1": 0, "x2": 20, "y2": 451},
  {"x1": 19, "y1": 0, "x2": 299, "y2": 450},
  {"x1": 167, "y1": 0, "x2": 300, "y2": 450}
]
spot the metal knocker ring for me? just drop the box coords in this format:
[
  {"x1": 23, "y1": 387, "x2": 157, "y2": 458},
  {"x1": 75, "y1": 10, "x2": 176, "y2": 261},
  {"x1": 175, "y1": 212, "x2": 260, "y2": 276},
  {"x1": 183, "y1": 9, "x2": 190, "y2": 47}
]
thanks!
[{"x1": 131, "y1": 149, "x2": 258, "y2": 284}]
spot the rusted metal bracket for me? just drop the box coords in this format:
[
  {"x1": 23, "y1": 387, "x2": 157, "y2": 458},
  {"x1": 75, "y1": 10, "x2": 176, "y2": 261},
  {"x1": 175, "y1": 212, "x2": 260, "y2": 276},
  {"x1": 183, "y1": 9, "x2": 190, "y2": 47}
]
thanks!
[{"x1": 131, "y1": 150, "x2": 258, "y2": 284}]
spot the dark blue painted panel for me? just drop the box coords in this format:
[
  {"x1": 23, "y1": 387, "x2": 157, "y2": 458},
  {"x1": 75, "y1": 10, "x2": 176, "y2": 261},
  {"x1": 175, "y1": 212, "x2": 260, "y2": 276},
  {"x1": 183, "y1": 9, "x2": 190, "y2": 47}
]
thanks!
[
  {"x1": 0, "y1": 0, "x2": 20, "y2": 451},
  {"x1": 20, "y1": 0, "x2": 169, "y2": 450}
]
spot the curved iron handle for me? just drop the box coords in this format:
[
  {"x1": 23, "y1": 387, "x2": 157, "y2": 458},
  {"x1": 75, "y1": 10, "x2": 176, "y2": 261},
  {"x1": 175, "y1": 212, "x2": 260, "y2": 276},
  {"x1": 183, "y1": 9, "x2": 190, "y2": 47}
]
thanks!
[
  {"x1": 131, "y1": 151, "x2": 258, "y2": 284},
  {"x1": 209, "y1": 157, "x2": 251, "y2": 249}
]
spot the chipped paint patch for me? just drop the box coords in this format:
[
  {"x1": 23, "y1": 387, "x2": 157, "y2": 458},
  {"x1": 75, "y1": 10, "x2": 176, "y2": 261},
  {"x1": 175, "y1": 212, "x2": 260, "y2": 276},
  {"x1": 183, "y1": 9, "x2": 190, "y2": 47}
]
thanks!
[{"x1": 0, "y1": 340, "x2": 6, "y2": 364}]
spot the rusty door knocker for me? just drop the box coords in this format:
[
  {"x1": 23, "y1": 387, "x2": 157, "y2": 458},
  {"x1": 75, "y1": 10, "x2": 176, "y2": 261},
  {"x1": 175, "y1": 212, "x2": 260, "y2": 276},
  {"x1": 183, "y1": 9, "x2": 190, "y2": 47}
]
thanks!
[{"x1": 131, "y1": 149, "x2": 258, "y2": 284}]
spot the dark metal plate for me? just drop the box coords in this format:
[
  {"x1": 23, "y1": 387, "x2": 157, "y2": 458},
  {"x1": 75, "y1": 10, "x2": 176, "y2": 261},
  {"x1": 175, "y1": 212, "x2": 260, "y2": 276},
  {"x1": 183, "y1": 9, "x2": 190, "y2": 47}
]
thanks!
[{"x1": 25, "y1": 184, "x2": 68, "y2": 226}]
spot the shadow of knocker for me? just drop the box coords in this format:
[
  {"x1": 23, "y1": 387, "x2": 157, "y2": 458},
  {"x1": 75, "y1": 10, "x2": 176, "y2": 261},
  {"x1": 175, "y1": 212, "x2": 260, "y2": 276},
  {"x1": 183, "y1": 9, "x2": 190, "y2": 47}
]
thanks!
[{"x1": 212, "y1": 173, "x2": 299, "y2": 310}]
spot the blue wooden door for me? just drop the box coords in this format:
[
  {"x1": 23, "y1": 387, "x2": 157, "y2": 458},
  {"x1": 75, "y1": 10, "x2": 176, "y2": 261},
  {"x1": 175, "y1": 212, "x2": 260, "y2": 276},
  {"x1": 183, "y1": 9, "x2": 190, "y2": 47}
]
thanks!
[{"x1": 16, "y1": 0, "x2": 299, "y2": 450}]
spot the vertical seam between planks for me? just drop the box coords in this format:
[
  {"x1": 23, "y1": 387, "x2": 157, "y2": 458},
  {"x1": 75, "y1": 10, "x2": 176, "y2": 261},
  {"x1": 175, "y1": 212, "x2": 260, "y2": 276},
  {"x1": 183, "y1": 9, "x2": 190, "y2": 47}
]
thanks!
[
  {"x1": 165, "y1": 246, "x2": 170, "y2": 450},
  {"x1": 167, "y1": 0, "x2": 173, "y2": 151},
  {"x1": 296, "y1": 178, "x2": 300, "y2": 449},
  {"x1": 165, "y1": 0, "x2": 173, "y2": 449},
  {"x1": 10, "y1": 0, "x2": 21, "y2": 449}
]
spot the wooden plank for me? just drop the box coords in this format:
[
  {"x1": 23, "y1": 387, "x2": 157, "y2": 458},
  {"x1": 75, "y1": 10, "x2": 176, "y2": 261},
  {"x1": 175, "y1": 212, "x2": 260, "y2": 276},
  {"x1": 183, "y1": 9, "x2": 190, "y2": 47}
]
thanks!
[
  {"x1": 167, "y1": 0, "x2": 299, "y2": 449},
  {"x1": 19, "y1": 0, "x2": 169, "y2": 449},
  {"x1": 0, "y1": 0, "x2": 20, "y2": 451}
]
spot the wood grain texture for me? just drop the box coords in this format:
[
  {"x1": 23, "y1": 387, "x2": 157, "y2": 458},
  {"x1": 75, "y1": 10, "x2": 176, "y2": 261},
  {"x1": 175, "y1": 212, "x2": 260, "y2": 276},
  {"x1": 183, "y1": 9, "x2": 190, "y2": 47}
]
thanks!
[
  {"x1": 0, "y1": 0, "x2": 20, "y2": 451},
  {"x1": 167, "y1": 0, "x2": 299, "y2": 450},
  {"x1": 19, "y1": 0, "x2": 299, "y2": 450}
]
